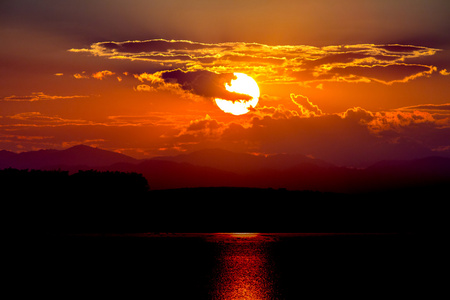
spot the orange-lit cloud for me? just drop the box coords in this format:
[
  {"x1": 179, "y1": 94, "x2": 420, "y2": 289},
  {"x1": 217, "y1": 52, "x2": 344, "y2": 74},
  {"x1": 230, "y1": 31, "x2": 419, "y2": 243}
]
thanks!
[
  {"x1": 175, "y1": 114, "x2": 225, "y2": 142},
  {"x1": 339, "y1": 106, "x2": 442, "y2": 133},
  {"x1": 70, "y1": 39, "x2": 440, "y2": 87},
  {"x1": 0, "y1": 110, "x2": 172, "y2": 155},
  {"x1": 134, "y1": 84, "x2": 154, "y2": 92},
  {"x1": 1, "y1": 95, "x2": 448, "y2": 166},
  {"x1": 73, "y1": 72, "x2": 90, "y2": 79},
  {"x1": 91, "y1": 70, "x2": 115, "y2": 80},
  {"x1": 160, "y1": 94, "x2": 450, "y2": 166},
  {"x1": 290, "y1": 94, "x2": 323, "y2": 117},
  {"x1": 73, "y1": 70, "x2": 116, "y2": 80}
]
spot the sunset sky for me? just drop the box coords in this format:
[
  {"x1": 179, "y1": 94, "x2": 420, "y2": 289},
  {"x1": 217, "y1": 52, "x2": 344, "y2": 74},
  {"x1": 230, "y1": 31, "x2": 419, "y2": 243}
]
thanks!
[{"x1": 1, "y1": 0, "x2": 449, "y2": 166}]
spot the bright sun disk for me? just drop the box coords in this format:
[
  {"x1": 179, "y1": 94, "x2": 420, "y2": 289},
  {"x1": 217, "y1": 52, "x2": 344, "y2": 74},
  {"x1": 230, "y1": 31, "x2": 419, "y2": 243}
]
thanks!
[{"x1": 215, "y1": 73, "x2": 260, "y2": 115}]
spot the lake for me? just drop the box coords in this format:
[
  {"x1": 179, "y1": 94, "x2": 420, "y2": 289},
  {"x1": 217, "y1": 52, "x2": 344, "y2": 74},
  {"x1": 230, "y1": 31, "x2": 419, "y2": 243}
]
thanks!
[{"x1": 28, "y1": 233, "x2": 429, "y2": 299}]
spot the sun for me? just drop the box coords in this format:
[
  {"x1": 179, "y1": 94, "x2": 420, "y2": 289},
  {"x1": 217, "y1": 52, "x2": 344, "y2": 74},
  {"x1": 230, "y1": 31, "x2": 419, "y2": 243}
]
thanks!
[{"x1": 215, "y1": 73, "x2": 260, "y2": 115}]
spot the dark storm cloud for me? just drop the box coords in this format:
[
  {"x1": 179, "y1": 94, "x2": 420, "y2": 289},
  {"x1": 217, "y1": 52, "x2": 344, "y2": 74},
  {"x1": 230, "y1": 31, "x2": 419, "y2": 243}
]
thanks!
[
  {"x1": 160, "y1": 70, "x2": 253, "y2": 101},
  {"x1": 134, "y1": 69, "x2": 254, "y2": 101},
  {"x1": 376, "y1": 45, "x2": 426, "y2": 53},
  {"x1": 331, "y1": 64, "x2": 435, "y2": 84},
  {"x1": 134, "y1": 55, "x2": 193, "y2": 62}
]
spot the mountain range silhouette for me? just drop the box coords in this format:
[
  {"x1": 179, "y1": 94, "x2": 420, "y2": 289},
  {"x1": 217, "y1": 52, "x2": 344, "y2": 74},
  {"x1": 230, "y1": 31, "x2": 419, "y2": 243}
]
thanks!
[
  {"x1": 0, "y1": 144, "x2": 137, "y2": 169},
  {"x1": 3, "y1": 144, "x2": 448, "y2": 233},
  {"x1": 1, "y1": 144, "x2": 449, "y2": 193}
]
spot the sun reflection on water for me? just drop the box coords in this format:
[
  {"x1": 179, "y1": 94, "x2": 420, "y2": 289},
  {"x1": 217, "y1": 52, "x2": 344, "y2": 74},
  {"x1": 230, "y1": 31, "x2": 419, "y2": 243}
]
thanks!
[
  {"x1": 211, "y1": 233, "x2": 276, "y2": 299},
  {"x1": 226, "y1": 233, "x2": 261, "y2": 239}
]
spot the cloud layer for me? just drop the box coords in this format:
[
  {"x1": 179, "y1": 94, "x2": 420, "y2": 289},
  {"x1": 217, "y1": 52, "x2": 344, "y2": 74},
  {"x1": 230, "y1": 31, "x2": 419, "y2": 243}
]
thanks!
[
  {"x1": 2, "y1": 94, "x2": 449, "y2": 166},
  {"x1": 167, "y1": 95, "x2": 450, "y2": 166},
  {"x1": 70, "y1": 39, "x2": 441, "y2": 86}
]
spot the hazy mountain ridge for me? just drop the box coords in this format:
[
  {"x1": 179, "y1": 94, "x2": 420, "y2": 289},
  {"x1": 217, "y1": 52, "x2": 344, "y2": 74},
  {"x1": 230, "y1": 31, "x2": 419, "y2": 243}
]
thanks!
[
  {"x1": 0, "y1": 145, "x2": 138, "y2": 169},
  {"x1": 152, "y1": 148, "x2": 333, "y2": 173},
  {"x1": 1, "y1": 145, "x2": 449, "y2": 193}
]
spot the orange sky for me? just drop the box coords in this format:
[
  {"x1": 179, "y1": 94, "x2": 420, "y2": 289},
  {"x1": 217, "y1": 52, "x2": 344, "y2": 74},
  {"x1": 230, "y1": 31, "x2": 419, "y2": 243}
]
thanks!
[{"x1": 1, "y1": 0, "x2": 449, "y2": 166}]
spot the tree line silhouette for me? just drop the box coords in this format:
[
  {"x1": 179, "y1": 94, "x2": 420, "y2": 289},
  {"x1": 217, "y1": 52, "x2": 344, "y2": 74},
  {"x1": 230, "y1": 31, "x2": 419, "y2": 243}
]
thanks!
[
  {"x1": 1, "y1": 168, "x2": 149, "y2": 200},
  {"x1": 4, "y1": 168, "x2": 157, "y2": 233},
  {"x1": 3, "y1": 168, "x2": 432, "y2": 233}
]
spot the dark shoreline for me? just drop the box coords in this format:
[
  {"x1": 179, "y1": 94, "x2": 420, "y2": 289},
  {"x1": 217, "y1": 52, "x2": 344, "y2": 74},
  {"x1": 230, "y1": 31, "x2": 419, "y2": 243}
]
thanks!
[
  {"x1": 19, "y1": 187, "x2": 435, "y2": 234},
  {"x1": 3, "y1": 169, "x2": 441, "y2": 234}
]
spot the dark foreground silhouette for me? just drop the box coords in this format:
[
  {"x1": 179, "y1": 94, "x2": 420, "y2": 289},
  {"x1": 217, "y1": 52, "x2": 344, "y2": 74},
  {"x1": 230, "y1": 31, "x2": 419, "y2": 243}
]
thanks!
[
  {"x1": 3, "y1": 168, "x2": 442, "y2": 233},
  {"x1": 5, "y1": 151, "x2": 433, "y2": 300}
]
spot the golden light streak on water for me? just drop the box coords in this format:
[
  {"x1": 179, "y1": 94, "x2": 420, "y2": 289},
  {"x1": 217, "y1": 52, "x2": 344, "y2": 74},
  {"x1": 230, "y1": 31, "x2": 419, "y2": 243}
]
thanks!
[{"x1": 211, "y1": 233, "x2": 276, "y2": 299}]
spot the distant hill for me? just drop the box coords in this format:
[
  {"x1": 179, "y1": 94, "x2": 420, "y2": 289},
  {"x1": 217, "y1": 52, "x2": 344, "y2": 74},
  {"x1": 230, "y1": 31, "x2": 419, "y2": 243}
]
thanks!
[
  {"x1": 108, "y1": 155, "x2": 450, "y2": 193},
  {"x1": 152, "y1": 148, "x2": 332, "y2": 173},
  {"x1": 0, "y1": 145, "x2": 138, "y2": 169},
  {"x1": 367, "y1": 156, "x2": 450, "y2": 174},
  {"x1": 106, "y1": 159, "x2": 240, "y2": 191},
  {"x1": 1, "y1": 145, "x2": 449, "y2": 193}
]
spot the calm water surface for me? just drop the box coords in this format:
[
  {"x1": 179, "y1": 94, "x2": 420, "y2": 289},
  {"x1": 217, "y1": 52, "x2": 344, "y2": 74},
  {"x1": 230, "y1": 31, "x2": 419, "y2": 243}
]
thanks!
[{"x1": 34, "y1": 232, "x2": 428, "y2": 299}]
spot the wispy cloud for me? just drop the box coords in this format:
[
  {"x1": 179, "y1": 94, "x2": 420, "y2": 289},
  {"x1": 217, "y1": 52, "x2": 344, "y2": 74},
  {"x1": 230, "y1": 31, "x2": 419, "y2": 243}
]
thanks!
[
  {"x1": 73, "y1": 70, "x2": 117, "y2": 80},
  {"x1": 1, "y1": 92, "x2": 88, "y2": 102},
  {"x1": 1, "y1": 112, "x2": 94, "y2": 127},
  {"x1": 397, "y1": 103, "x2": 450, "y2": 112},
  {"x1": 290, "y1": 94, "x2": 323, "y2": 117}
]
